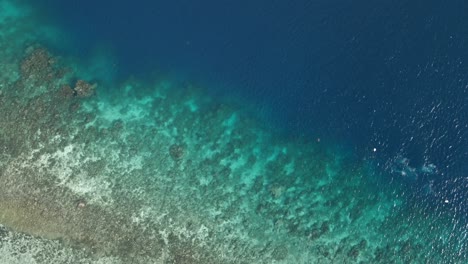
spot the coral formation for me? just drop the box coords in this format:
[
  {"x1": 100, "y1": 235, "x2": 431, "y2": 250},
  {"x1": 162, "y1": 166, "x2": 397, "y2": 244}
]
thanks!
[{"x1": 73, "y1": 79, "x2": 96, "y2": 98}]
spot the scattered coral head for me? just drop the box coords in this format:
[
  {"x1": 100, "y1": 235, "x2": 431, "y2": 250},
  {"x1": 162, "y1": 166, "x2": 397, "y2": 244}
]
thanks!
[
  {"x1": 76, "y1": 199, "x2": 87, "y2": 209},
  {"x1": 169, "y1": 144, "x2": 185, "y2": 160},
  {"x1": 268, "y1": 183, "x2": 285, "y2": 198},
  {"x1": 74, "y1": 80, "x2": 97, "y2": 98}
]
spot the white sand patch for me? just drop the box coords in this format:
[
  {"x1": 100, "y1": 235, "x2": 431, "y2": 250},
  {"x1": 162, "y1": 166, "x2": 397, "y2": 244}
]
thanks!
[
  {"x1": 151, "y1": 80, "x2": 172, "y2": 99},
  {"x1": 266, "y1": 146, "x2": 281, "y2": 162},
  {"x1": 46, "y1": 144, "x2": 81, "y2": 183},
  {"x1": 184, "y1": 98, "x2": 199, "y2": 112},
  {"x1": 198, "y1": 175, "x2": 213, "y2": 186},
  {"x1": 325, "y1": 163, "x2": 338, "y2": 179},
  {"x1": 8, "y1": 144, "x2": 116, "y2": 205},
  {"x1": 96, "y1": 96, "x2": 154, "y2": 124},
  {"x1": 221, "y1": 155, "x2": 247, "y2": 171},
  {"x1": 130, "y1": 205, "x2": 153, "y2": 224},
  {"x1": 65, "y1": 172, "x2": 114, "y2": 205},
  {"x1": 284, "y1": 160, "x2": 295, "y2": 175},
  {"x1": 222, "y1": 113, "x2": 237, "y2": 128},
  {"x1": 113, "y1": 153, "x2": 144, "y2": 174}
]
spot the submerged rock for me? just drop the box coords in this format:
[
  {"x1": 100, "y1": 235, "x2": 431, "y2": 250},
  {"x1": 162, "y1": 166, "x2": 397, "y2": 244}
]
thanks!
[{"x1": 169, "y1": 144, "x2": 185, "y2": 160}]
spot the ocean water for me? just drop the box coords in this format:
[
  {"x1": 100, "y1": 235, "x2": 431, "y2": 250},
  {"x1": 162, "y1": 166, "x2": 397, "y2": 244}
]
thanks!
[{"x1": 0, "y1": 0, "x2": 467, "y2": 263}]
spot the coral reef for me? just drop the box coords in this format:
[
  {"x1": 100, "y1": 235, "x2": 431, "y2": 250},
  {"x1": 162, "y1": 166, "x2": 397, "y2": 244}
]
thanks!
[
  {"x1": 20, "y1": 47, "x2": 55, "y2": 81},
  {"x1": 0, "y1": 1, "x2": 466, "y2": 263}
]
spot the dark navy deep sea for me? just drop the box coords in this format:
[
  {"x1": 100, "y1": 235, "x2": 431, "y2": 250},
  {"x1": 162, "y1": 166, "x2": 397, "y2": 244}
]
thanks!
[
  {"x1": 35, "y1": 0, "x2": 467, "y2": 214},
  {"x1": 0, "y1": 0, "x2": 467, "y2": 263}
]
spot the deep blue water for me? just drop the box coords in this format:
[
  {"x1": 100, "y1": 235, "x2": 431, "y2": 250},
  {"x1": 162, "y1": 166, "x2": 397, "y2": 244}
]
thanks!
[{"x1": 32, "y1": 0, "x2": 467, "y2": 216}]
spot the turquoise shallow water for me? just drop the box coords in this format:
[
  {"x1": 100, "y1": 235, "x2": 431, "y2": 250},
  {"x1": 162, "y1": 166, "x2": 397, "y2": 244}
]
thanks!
[{"x1": 0, "y1": 1, "x2": 467, "y2": 263}]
